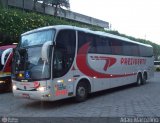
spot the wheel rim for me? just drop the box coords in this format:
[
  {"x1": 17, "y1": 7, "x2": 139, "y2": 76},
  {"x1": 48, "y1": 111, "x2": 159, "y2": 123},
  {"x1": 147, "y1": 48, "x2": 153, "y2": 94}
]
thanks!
[
  {"x1": 78, "y1": 87, "x2": 86, "y2": 97},
  {"x1": 138, "y1": 77, "x2": 141, "y2": 85},
  {"x1": 144, "y1": 75, "x2": 147, "y2": 80}
]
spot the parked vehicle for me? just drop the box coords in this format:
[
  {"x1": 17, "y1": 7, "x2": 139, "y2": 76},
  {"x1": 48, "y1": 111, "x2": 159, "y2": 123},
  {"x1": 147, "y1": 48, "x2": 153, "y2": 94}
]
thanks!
[
  {"x1": 154, "y1": 61, "x2": 160, "y2": 71},
  {"x1": 0, "y1": 45, "x2": 16, "y2": 91}
]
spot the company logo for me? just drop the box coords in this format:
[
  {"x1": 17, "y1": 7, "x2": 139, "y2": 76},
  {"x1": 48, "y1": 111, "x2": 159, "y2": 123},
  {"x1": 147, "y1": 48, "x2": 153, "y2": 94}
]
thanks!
[
  {"x1": 33, "y1": 81, "x2": 40, "y2": 88},
  {"x1": 90, "y1": 56, "x2": 116, "y2": 71},
  {"x1": 121, "y1": 58, "x2": 146, "y2": 65}
]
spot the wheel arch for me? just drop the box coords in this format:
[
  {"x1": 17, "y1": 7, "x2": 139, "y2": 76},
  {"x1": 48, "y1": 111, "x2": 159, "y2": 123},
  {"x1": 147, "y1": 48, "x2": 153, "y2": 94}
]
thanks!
[
  {"x1": 74, "y1": 76, "x2": 92, "y2": 95},
  {"x1": 137, "y1": 71, "x2": 142, "y2": 78}
]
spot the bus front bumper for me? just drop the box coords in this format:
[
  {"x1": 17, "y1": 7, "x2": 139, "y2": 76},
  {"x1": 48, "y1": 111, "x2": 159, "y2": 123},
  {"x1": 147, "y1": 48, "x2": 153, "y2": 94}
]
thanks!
[{"x1": 13, "y1": 89, "x2": 52, "y2": 101}]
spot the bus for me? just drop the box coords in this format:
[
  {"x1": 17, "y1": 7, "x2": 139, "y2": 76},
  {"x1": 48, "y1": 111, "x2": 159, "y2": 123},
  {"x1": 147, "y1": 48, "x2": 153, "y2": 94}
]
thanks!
[
  {"x1": 12, "y1": 25, "x2": 154, "y2": 102},
  {"x1": 154, "y1": 61, "x2": 160, "y2": 70},
  {"x1": 154, "y1": 61, "x2": 160, "y2": 66},
  {"x1": 0, "y1": 45, "x2": 16, "y2": 91}
]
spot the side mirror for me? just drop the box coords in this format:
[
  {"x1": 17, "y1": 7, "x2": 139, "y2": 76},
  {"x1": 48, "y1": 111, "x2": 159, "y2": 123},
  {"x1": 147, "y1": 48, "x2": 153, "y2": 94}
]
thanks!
[
  {"x1": 41, "y1": 41, "x2": 52, "y2": 61},
  {"x1": 1, "y1": 48, "x2": 13, "y2": 65}
]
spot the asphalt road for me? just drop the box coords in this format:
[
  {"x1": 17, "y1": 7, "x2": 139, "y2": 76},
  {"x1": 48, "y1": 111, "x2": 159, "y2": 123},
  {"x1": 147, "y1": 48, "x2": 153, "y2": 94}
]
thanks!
[{"x1": 0, "y1": 72, "x2": 160, "y2": 123}]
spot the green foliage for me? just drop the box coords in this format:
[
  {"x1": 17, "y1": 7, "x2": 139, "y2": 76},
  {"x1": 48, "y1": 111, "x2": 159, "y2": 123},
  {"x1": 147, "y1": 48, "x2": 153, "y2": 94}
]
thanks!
[
  {"x1": 156, "y1": 67, "x2": 160, "y2": 72},
  {"x1": 0, "y1": 7, "x2": 102, "y2": 43}
]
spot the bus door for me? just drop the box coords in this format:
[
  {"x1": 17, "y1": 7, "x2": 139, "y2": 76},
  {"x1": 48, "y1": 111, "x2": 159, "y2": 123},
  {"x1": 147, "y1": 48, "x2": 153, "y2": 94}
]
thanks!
[{"x1": 52, "y1": 29, "x2": 76, "y2": 97}]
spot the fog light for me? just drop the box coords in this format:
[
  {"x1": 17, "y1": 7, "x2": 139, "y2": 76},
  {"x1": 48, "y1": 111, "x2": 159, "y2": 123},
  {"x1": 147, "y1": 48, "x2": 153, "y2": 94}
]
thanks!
[
  {"x1": 0, "y1": 80, "x2": 5, "y2": 84},
  {"x1": 37, "y1": 86, "x2": 46, "y2": 92},
  {"x1": 13, "y1": 85, "x2": 17, "y2": 90}
]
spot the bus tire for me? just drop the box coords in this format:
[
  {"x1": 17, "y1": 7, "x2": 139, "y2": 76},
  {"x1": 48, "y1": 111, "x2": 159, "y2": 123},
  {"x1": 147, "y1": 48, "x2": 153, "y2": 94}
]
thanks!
[
  {"x1": 75, "y1": 82, "x2": 88, "y2": 102},
  {"x1": 136, "y1": 73, "x2": 142, "y2": 86},
  {"x1": 142, "y1": 72, "x2": 147, "y2": 84}
]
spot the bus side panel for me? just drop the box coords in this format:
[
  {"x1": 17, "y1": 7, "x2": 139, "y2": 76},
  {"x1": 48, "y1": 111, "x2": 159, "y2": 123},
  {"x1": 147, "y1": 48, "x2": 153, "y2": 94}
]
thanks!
[
  {"x1": 87, "y1": 54, "x2": 139, "y2": 90},
  {"x1": 146, "y1": 56, "x2": 154, "y2": 80}
]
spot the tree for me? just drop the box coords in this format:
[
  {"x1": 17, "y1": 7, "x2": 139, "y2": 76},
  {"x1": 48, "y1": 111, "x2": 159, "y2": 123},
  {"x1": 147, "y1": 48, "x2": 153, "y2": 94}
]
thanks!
[
  {"x1": 32, "y1": 0, "x2": 70, "y2": 16},
  {"x1": 46, "y1": 0, "x2": 70, "y2": 16}
]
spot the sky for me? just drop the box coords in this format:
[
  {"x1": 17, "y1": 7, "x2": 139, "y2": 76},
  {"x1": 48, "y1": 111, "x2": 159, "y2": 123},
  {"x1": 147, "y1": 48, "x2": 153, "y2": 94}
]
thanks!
[{"x1": 70, "y1": 0, "x2": 160, "y2": 45}]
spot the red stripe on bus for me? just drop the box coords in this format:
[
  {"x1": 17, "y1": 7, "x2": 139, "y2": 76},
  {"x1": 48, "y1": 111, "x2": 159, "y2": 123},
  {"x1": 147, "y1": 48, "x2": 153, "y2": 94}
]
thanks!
[
  {"x1": 76, "y1": 42, "x2": 136, "y2": 78},
  {"x1": 3, "y1": 52, "x2": 13, "y2": 72}
]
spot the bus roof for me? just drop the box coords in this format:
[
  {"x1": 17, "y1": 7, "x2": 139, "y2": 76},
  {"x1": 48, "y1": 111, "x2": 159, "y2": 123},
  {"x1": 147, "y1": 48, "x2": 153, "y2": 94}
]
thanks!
[
  {"x1": 22, "y1": 25, "x2": 152, "y2": 48},
  {"x1": 0, "y1": 45, "x2": 16, "y2": 50}
]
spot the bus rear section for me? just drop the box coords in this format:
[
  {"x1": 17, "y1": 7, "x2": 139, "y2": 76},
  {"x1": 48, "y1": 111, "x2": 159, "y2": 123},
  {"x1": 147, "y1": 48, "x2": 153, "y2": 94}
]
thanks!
[{"x1": 0, "y1": 45, "x2": 16, "y2": 91}]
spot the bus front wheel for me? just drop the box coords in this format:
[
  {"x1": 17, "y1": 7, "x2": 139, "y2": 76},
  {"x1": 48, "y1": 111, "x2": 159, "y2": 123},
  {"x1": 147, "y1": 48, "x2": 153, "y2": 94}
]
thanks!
[{"x1": 75, "y1": 82, "x2": 88, "y2": 102}]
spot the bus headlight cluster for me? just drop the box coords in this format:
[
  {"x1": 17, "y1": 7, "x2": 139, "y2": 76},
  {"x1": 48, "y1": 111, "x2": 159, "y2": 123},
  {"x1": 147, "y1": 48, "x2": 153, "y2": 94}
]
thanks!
[
  {"x1": 12, "y1": 85, "x2": 17, "y2": 90},
  {"x1": 0, "y1": 80, "x2": 5, "y2": 84},
  {"x1": 37, "y1": 86, "x2": 46, "y2": 92}
]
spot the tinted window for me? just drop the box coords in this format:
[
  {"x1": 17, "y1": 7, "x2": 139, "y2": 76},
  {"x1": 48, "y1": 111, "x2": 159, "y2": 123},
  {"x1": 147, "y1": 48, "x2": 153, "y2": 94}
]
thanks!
[
  {"x1": 95, "y1": 36, "x2": 111, "y2": 54},
  {"x1": 89, "y1": 36, "x2": 112, "y2": 54},
  {"x1": 148, "y1": 47, "x2": 153, "y2": 57},
  {"x1": 123, "y1": 42, "x2": 132, "y2": 56},
  {"x1": 78, "y1": 32, "x2": 111, "y2": 54},
  {"x1": 140, "y1": 45, "x2": 153, "y2": 57},
  {"x1": 123, "y1": 42, "x2": 140, "y2": 56},
  {"x1": 78, "y1": 31, "x2": 152, "y2": 57},
  {"x1": 132, "y1": 44, "x2": 139, "y2": 56},
  {"x1": 110, "y1": 38, "x2": 123, "y2": 55},
  {"x1": 53, "y1": 30, "x2": 76, "y2": 78},
  {"x1": 78, "y1": 31, "x2": 93, "y2": 51}
]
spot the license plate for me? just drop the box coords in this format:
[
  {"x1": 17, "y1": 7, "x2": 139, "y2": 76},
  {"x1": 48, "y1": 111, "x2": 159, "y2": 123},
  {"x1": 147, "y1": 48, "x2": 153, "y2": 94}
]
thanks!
[{"x1": 22, "y1": 93, "x2": 30, "y2": 98}]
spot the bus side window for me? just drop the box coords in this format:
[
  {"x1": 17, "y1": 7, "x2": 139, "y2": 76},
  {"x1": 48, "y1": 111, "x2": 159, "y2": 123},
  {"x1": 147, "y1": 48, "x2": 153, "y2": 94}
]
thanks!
[
  {"x1": 132, "y1": 44, "x2": 139, "y2": 56},
  {"x1": 111, "y1": 39, "x2": 123, "y2": 55},
  {"x1": 123, "y1": 42, "x2": 132, "y2": 56},
  {"x1": 88, "y1": 35, "x2": 111, "y2": 54},
  {"x1": 78, "y1": 31, "x2": 93, "y2": 51},
  {"x1": 89, "y1": 39, "x2": 97, "y2": 53},
  {"x1": 140, "y1": 45, "x2": 153, "y2": 57}
]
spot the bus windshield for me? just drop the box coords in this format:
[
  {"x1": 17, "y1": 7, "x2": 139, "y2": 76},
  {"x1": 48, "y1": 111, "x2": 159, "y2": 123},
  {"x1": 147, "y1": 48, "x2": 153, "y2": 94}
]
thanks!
[
  {"x1": 21, "y1": 30, "x2": 54, "y2": 47},
  {"x1": 12, "y1": 29, "x2": 55, "y2": 81}
]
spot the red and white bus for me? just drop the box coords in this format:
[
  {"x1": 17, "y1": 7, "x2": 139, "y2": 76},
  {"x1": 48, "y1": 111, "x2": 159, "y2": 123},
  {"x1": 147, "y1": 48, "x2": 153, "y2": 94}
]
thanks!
[
  {"x1": 0, "y1": 45, "x2": 16, "y2": 91},
  {"x1": 12, "y1": 25, "x2": 154, "y2": 101}
]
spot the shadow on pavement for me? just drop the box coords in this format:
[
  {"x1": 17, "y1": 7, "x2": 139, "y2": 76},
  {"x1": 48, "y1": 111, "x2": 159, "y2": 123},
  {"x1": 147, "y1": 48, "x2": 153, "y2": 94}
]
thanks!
[
  {"x1": 23, "y1": 83, "x2": 137, "y2": 110},
  {"x1": 24, "y1": 97, "x2": 76, "y2": 110},
  {"x1": 88, "y1": 83, "x2": 136, "y2": 100}
]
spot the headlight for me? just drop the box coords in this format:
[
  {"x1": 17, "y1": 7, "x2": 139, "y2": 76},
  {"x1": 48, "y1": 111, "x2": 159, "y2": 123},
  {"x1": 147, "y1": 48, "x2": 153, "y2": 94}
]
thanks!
[
  {"x1": 12, "y1": 85, "x2": 17, "y2": 90},
  {"x1": 37, "y1": 86, "x2": 46, "y2": 92},
  {"x1": 0, "y1": 80, "x2": 5, "y2": 84}
]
